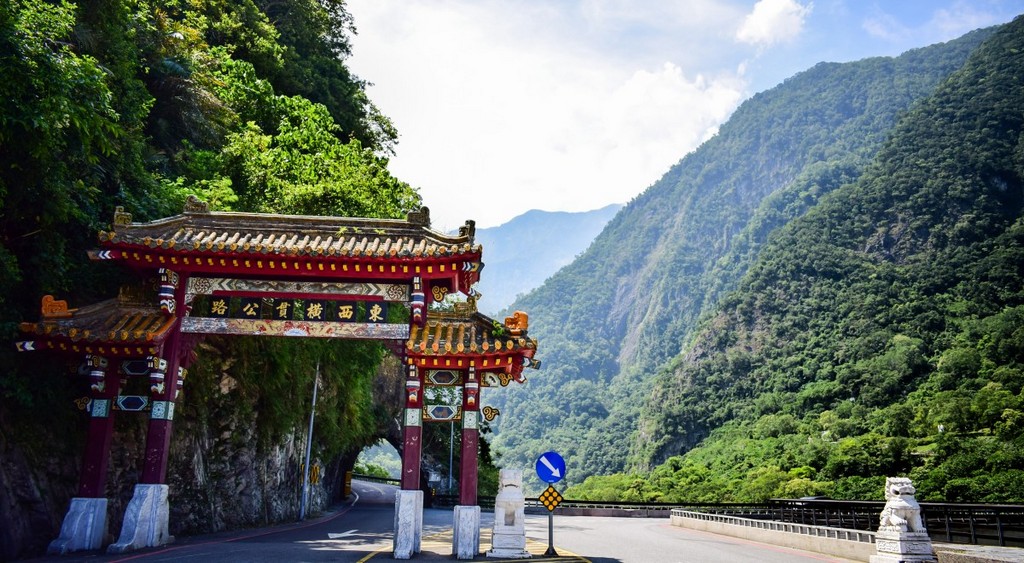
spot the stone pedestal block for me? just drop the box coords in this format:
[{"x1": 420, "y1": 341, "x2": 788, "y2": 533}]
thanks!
[
  {"x1": 107, "y1": 484, "x2": 172, "y2": 554},
  {"x1": 452, "y1": 505, "x2": 481, "y2": 560},
  {"x1": 486, "y1": 469, "x2": 530, "y2": 559},
  {"x1": 393, "y1": 489, "x2": 423, "y2": 560},
  {"x1": 48, "y1": 497, "x2": 108, "y2": 554},
  {"x1": 870, "y1": 530, "x2": 936, "y2": 562}
]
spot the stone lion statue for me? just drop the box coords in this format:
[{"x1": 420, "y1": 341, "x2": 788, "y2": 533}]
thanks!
[
  {"x1": 879, "y1": 477, "x2": 925, "y2": 533},
  {"x1": 493, "y1": 469, "x2": 525, "y2": 528}
]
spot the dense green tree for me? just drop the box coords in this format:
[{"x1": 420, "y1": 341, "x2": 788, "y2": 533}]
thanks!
[{"x1": 0, "y1": 1, "x2": 425, "y2": 556}]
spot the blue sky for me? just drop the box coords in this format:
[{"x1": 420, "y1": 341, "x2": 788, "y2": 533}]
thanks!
[{"x1": 346, "y1": 1, "x2": 1024, "y2": 231}]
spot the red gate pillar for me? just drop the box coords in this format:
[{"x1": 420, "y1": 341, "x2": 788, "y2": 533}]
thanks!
[
  {"x1": 139, "y1": 333, "x2": 183, "y2": 484},
  {"x1": 79, "y1": 355, "x2": 120, "y2": 497},
  {"x1": 109, "y1": 270, "x2": 187, "y2": 554},
  {"x1": 400, "y1": 364, "x2": 424, "y2": 490},
  {"x1": 48, "y1": 355, "x2": 120, "y2": 554},
  {"x1": 395, "y1": 364, "x2": 424, "y2": 559},
  {"x1": 453, "y1": 368, "x2": 481, "y2": 559},
  {"x1": 459, "y1": 370, "x2": 480, "y2": 505}
]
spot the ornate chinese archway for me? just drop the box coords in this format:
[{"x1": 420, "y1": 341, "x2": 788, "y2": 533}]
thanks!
[{"x1": 18, "y1": 199, "x2": 539, "y2": 559}]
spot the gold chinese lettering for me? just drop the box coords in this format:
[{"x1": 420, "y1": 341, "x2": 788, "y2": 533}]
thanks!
[
  {"x1": 306, "y1": 302, "x2": 324, "y2": 320},
  {"x1": 211, "y1": 299, "x2": 228, "y2": 315},
  {"x1": 368, "y1": 303, "x2": 384, "y2": 322},
  {"x1": 337, "y1": 305, "x2": 354, "y2": 320}
]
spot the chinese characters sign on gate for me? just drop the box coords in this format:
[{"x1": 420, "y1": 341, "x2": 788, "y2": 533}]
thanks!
[{"x1": 205, "y1": 297, "x2": 390, "y2": 324}]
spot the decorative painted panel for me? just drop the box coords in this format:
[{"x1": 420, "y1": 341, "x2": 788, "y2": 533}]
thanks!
[
  {"x1": 404, "y1": 407, "x2": 422, "y2": 427},
  {"x1": 426, "y1": 370, "x2": 461, "y2": 386},
  {"x1": 179, "y1": 318, "x2": 410, "y2": 339},
  {"x1": 186, "y1": 278, "x2": 410, "y2": 301},
  {"x1": 423, "y1": 385, "x2": 463, "y2": 422}
]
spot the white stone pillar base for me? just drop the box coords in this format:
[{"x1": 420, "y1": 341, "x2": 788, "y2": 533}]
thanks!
[
  {"x1": 107, "y1": 484, "x2": 173, "y2": 554},
  {"x1": 486, "y1": 540, "x2": 532, "y2": 558},
  {"x1": 393, "y1": 490, "x2": 423, "y2": 560},
  {"x1": 452, "y1": 505, "x2": 481, "y2": 560},
  {"x1": 486, "y1": 515, "x2": 531, "y2": 558},
  {"x1": 48, "y1": 497, "x2": 108, "y2": 554},
  {"x1": 869, "y1": 530, "x2": 936, "y2": 563}
]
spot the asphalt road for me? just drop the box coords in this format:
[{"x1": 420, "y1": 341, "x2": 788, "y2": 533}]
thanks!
[
  {"x1": 29, "y1": 480, "x2": 857, "y2": 562},
  {"x1": 530, "y1": 514, "x2": 859, "y2": 563},
  {"x1": 30, "y1": 480, "x2": 440, "y2": 563}
]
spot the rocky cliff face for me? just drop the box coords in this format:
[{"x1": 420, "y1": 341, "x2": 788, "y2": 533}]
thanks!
[
  {"x1": 0, "y1": 410, "x2": 81, "y2": 560},
  {"x1": 0, "y1": 367, "x2": 343, "y2": 560}
]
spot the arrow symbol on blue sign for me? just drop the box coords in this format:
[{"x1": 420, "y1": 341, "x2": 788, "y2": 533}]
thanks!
[
  {"x1": 536, "y1": 451, "x2": 566, "y2": 483},
  {"x1": 539, "y1": 455, "x2": 561, "y2": 479}
]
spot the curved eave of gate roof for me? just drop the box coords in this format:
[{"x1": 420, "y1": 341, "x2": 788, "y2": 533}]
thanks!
[
  {"x1": 18, "y1": 294, "x2": 174, "y2": 357},
  {"x1": 99, "y1": 205, "x2": 479, "y2": 261},
  {"x1": 405, "y1": 311, "x2": 538, "y2": 374}
]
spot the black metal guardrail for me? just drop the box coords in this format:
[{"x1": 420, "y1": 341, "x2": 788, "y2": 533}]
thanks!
[
  {"x1": 349, "y1": 475, "x2": 497, "y2": 508},
  {"x1": 432, "y1": 494, "x2": 496, "y2": 510},
  {"x1": 350, "y1": 476, "x2": 1023, "y2": 548},
  {"x1": 352, "y1": 474, "x2": 400, "y2": 485}
]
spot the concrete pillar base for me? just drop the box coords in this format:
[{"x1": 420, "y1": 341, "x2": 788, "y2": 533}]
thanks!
[
  {"x1": 870, "y1": 530, "x2": 936, "y2": 562},
  {"x1": 486, "y1": 516, "x2": 532, "y2": 558},
  {"x1": 453, "y1": 505, "x2": 481, "y2": 560},
  {"x1": 393, "y1": 490, "x2": 423, "y2": 560},
  {"x1": 486, "y1": 546, "x2": 533, "y2": 559},
  {"x1": 107, "y1": 484, "x2": 173, "y2": 554},
  {"x1": 48, "y1": 497, "x2": 108, "y2": 554}
]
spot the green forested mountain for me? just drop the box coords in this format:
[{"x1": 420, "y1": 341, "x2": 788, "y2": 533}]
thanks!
[
  {"x1": 491, "y1": 25, "x2": 1005, "y2": 490},
  {"x1": 611, "y1": 14, "x2": 1024, "y2": 502}
]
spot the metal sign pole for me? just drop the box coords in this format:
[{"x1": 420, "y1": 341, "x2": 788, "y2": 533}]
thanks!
[
  {"x1": 545, "y1": 508, "x2": 557, "y2": 557},
  {"x1": 299, "y1": 362, "x2": 320, "y2": 521},
  {"x1": 448, "y1": 419, "x2": 454, "y2": 492}
]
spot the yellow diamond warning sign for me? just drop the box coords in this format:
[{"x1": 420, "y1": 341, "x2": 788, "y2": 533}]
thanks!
[{"x1": 539, "y1": 484, "x2": 563, "y2": 511}]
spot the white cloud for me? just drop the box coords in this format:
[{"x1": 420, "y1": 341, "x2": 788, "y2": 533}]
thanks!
[
  {"x1": 863, "y1": 1, "x2": 1014, "y2": 46},
  {"x1": 347, "y1": 1, "x2": 746, "y2": 230},
  {"x1": 862, "y1": 11, "x2": 908, "y2": 42},
  {"x1": 922, "y1": 0, "x2": 1017, "y2": 41},
  {"x1": 736, "y1": 0, "x2": 813, "y2": 47},
  {"x1": 579, "y1": 0, "x2": 739, "y2": 31},
  {"x1": 344, "y1": 0, "x2": 1024, "y2": 230}
]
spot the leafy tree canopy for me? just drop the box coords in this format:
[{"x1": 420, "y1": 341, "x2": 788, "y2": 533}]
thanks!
[{"x1": 1, "y1": 0, "x2": 418, "y2": 474}]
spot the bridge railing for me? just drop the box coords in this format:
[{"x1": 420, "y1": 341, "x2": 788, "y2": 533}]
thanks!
[
  {"x1": 673, "y1": 509, "x2": 876, "y2": 543},
  {"x1": 763, "y1": 499, "x2": 1024, "y2": 548}
]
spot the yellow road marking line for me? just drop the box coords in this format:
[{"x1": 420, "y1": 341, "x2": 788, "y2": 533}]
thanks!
[{"x1": 357, "y1": 528, "x2": 590, "y2": 562}]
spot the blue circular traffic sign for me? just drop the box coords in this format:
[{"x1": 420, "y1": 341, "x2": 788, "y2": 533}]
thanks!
[{"x1": 535, "y1": 451, "x2": 566, "y2": 483}]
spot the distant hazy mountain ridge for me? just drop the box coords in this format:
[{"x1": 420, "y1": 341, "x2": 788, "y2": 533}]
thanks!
[{"x1": 472, "y1": 205, "x2": 622, "y2": 316}]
